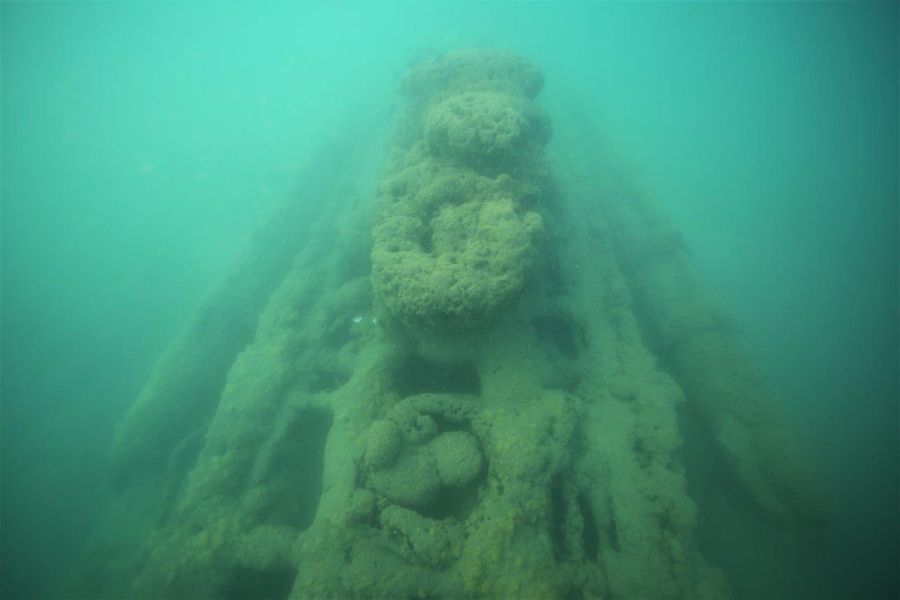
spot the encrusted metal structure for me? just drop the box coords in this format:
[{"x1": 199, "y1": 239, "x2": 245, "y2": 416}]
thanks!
[{"x1": 90, "y1": 50, "x2": 826, "y2": 599}]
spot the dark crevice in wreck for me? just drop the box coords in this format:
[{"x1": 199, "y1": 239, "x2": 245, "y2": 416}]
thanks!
[{"x1": 393, "y1": 355, "x2": 481, "y2": 397}]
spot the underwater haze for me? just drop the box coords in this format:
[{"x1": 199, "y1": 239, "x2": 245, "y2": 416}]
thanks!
[{"x1": 2, "y1": 2, "x2": 897, "y2": 599}]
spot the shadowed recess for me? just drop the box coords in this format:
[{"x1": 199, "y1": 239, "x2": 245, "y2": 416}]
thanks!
[
  {"x1": 255, "y1": 408, "x2": 332, "y2": 530},
  {"x1": 393, "y1": 355, "x2": 481, "y2": 397},
  {"x1": 220, "y1": 567, "x2": 297, "y2": 600}
]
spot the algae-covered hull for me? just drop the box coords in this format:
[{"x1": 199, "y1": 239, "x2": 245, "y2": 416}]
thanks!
[{"x1": 92, "y1": 50, "x2": 827, "y2": 599}]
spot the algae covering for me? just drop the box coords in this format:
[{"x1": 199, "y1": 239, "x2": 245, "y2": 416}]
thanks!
[{"x1": 90, "y1": 50, "x2": 828, "y2": 599}]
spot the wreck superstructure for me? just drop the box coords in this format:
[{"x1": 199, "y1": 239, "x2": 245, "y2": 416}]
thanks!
[{"x1": 92, "y1": 50, "x2": 827, "y2": 599}]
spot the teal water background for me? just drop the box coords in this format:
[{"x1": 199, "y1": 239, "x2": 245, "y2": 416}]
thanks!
[{"x1": 2, "y1": 2, "x2": 897, "y2": 598}]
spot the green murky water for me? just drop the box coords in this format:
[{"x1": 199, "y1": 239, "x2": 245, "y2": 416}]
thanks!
[{"x1": 2, "y1": 3, "x2": 896, "y2": 599}]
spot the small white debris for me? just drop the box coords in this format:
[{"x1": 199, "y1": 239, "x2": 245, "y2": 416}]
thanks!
[{"x1": 352, "y1": 316, "x2": 363, "y2": 324}]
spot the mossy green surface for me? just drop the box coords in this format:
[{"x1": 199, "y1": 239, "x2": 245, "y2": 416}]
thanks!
[
  {"x1": 425, "y1": 91, "x2": 551, "y2": 167},
  {"x1": 372, "y1": 49, "x2": 548, "y2": 330},
  {"x1": 433, "y1": 431, "x2": 483, "y2": 488}
]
